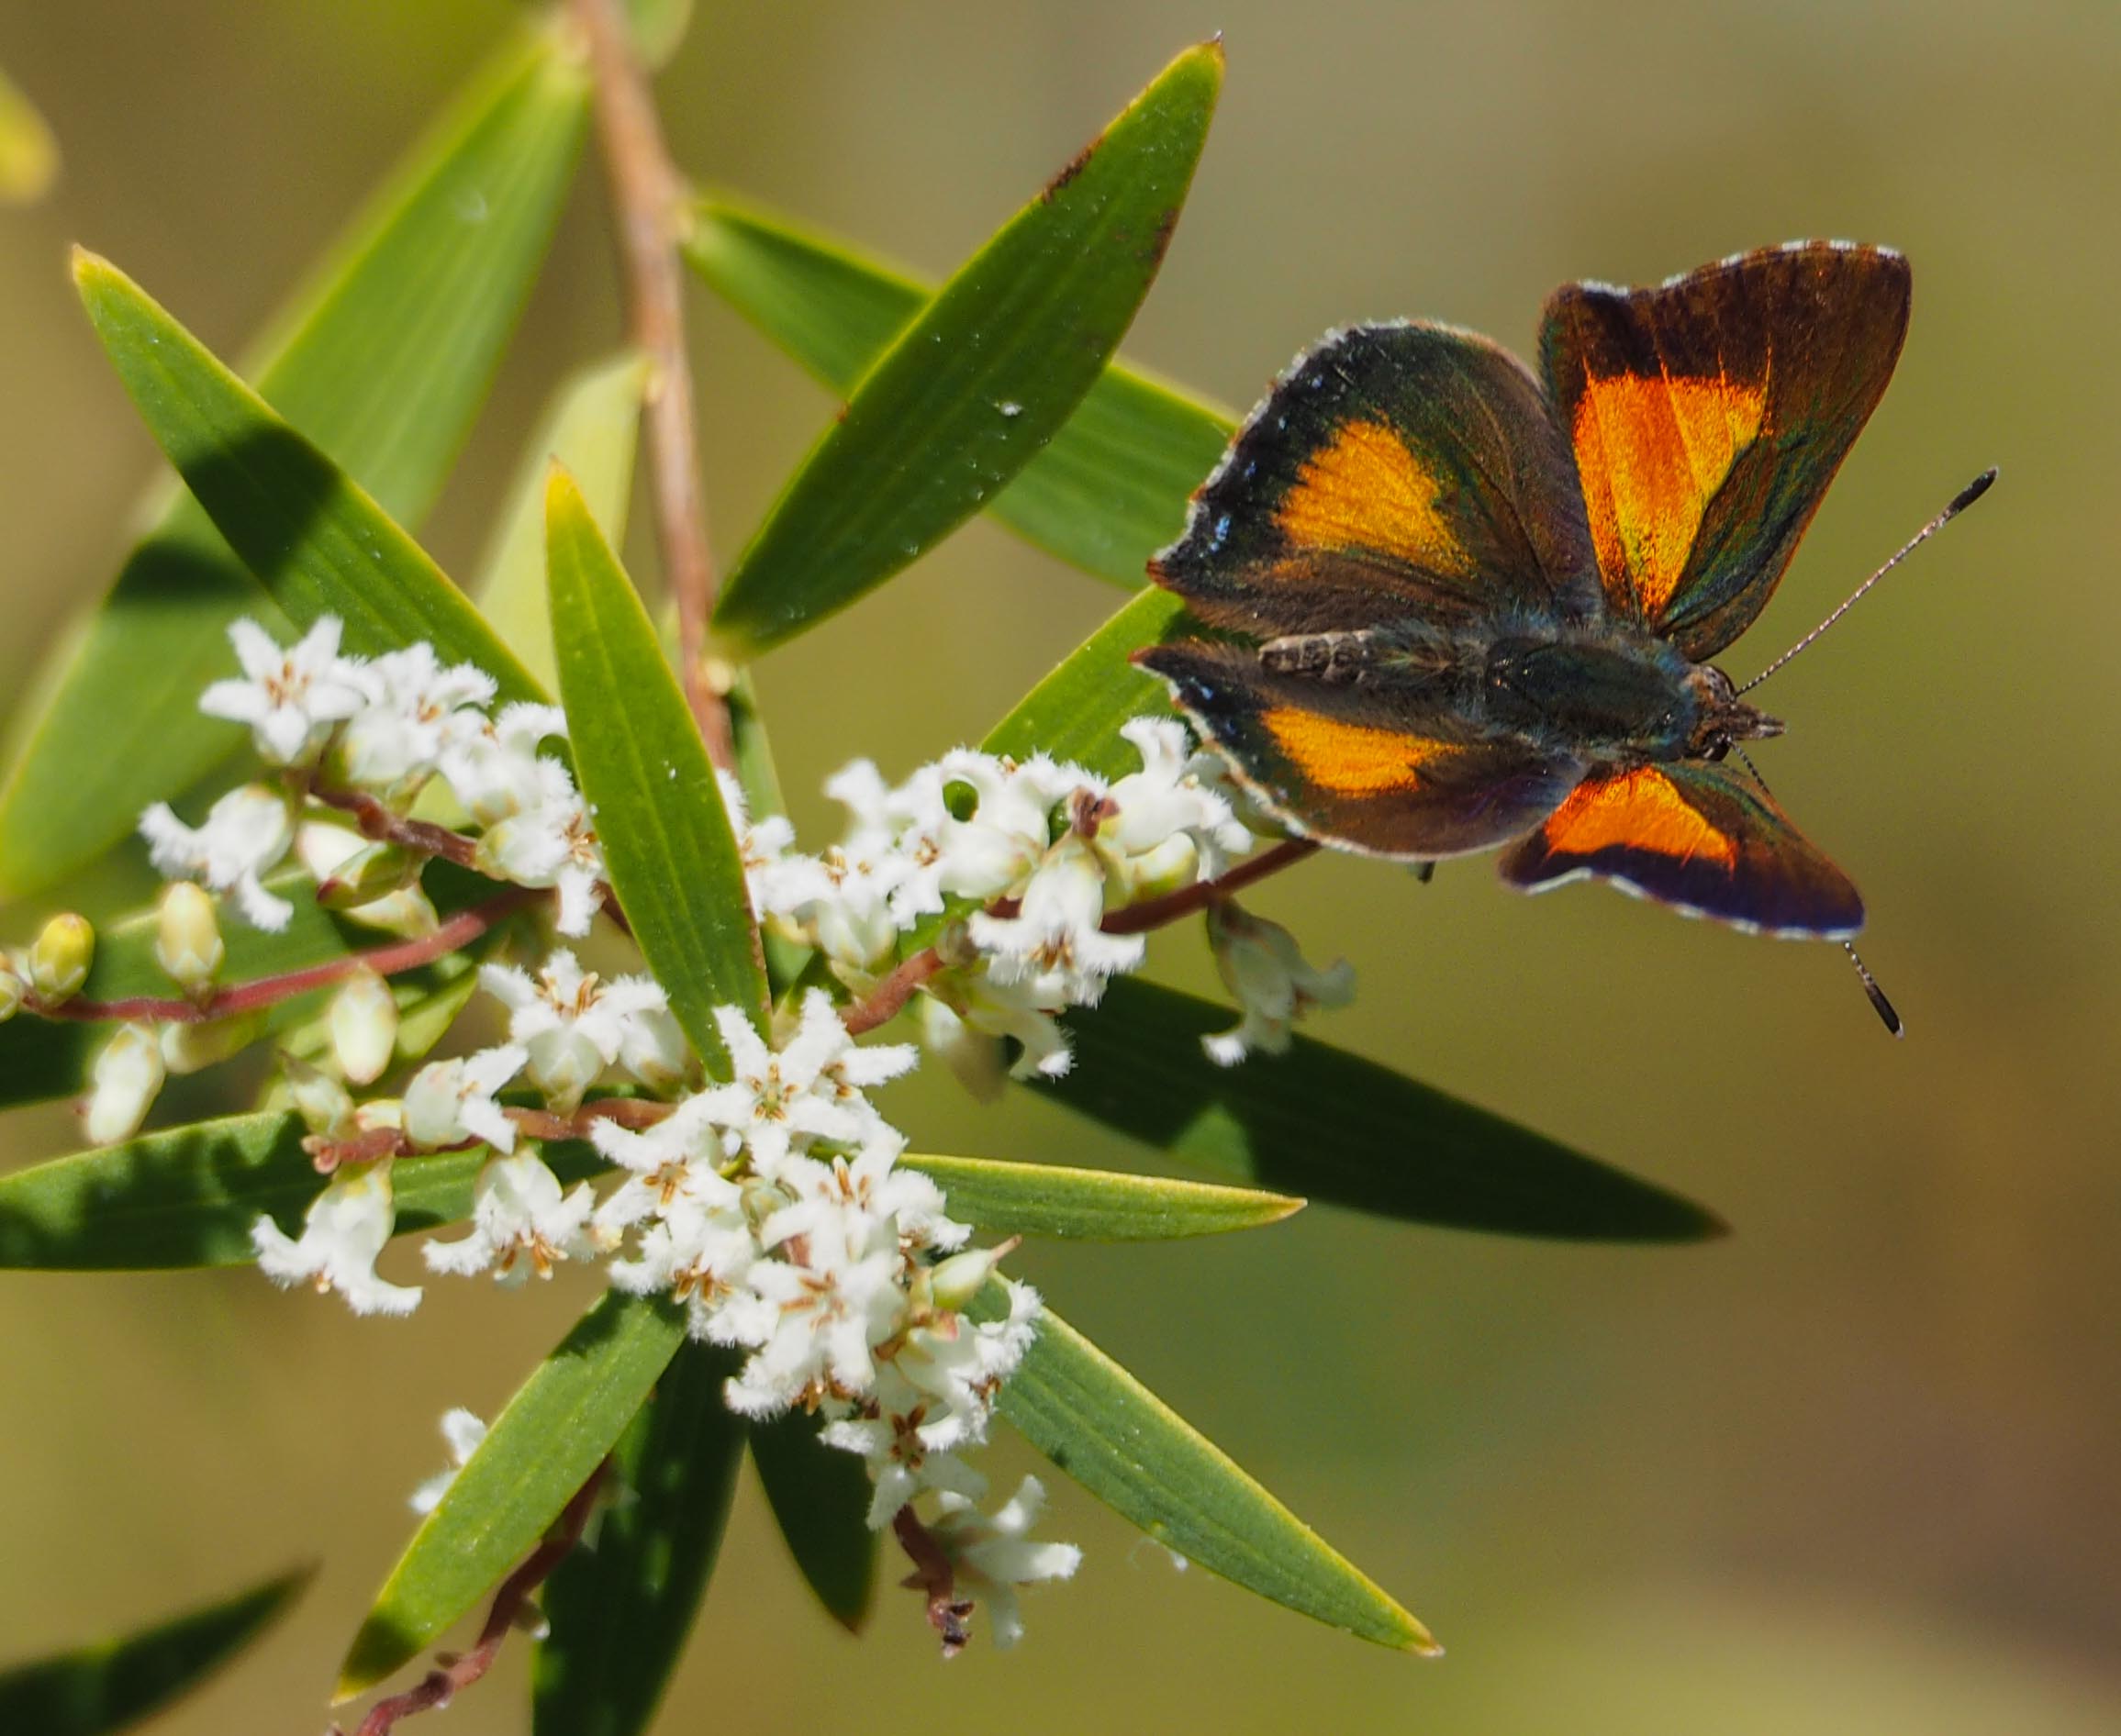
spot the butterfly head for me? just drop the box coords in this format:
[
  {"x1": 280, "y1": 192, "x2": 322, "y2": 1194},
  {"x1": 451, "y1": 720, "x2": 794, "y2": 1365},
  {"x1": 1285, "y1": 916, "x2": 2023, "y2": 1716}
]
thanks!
[{"x1": 1683, "y1": 662, "x2": 1784, "y2": 761}]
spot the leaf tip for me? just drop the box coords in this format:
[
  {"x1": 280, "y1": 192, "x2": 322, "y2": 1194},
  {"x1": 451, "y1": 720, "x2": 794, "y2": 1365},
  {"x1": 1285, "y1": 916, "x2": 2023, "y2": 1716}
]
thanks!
[{"x1": 544, "y1": 456, "x2": 587, "y2": 523}]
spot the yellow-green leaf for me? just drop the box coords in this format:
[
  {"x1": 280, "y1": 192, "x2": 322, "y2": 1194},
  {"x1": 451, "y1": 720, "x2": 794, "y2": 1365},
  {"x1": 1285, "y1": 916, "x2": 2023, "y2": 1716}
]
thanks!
[
  {"x1": 709, "y1": 40, "x2": 1223, "y2": 653},
  {"x1": 0, "y1": 59, "x2": 57, "y2": 203},
  {"x1": 904, "y1": 1152, "x2": 1300, "y2": 1240}
]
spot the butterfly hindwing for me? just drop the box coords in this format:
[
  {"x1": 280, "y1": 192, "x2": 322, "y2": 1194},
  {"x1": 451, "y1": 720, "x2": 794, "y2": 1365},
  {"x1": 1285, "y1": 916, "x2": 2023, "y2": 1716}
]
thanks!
[
  {"x1": 1541, "y1": 241, "x2": 1911, "y2": 660},
  {"x1": 1140, "y1": 640, "x2": 1584, "y2": 860},
  {"x1": 1151, "y1": 321, "x2": 1602, "y2": 638},
  {"x1": 1496, "y1": 759, "x2": 1864, "y2": 937}
]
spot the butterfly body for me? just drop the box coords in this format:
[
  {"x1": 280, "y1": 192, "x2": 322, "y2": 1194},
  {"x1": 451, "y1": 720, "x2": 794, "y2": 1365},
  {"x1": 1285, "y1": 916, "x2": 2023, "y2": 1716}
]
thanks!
[{"x1": 1138, "y1": 241, "x2": 1912, "y2": 939}]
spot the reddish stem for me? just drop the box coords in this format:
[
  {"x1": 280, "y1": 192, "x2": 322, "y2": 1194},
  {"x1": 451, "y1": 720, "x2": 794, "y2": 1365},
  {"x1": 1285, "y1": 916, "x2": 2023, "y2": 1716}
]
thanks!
[
  {"x1": 341, "y1": 1463, "x2": 608, "y2": 1736},
  {"x1": 28, "y1": 887, "x2": 541, "y2": 1027},
  {"x1": 891, "y1": 1505, "x2": 972, "y2": 1657},
  {"x1": 307, "y1": 1096, "x2": 678, "y2": 1173},
  {"x1": 311, "y1": 787, "x2": 478, "y2": 869},
  {"x1": 842, "y1": 950, "x2": 947, "y2": 1037}
]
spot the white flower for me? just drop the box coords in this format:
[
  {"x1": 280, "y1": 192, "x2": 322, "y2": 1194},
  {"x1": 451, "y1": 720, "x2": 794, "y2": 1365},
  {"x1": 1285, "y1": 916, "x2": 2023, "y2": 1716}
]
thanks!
[
  {"x1": 199, "y1": 616, "x2": 365, "y2": 767},
  {"x1": 608, "y1": 1192, "x2": 764, "y2": 1346},
  {"x1": 760, "y1": 1128, "x2": 968, "y2": 1267},
  {"x1": 895, "y1": 1276, "x2": 1041, "y2": 1426},
  {"x1": 590, "y1": 1095, "x2": 736, "y2": 1235},
  {"x1": 439, "y1": 701, "x2": 569, "y2": 826},
  {"x1": 140, "y1": 783, "x2": 296, "y2": 930},
  {"x1": 618, "y1": 1003, "x2": 691, "y2": 1092},
  {"x1": 401, "y1": 1043, "x2": 527, "y2": 1152},
  {"x1": 1100, "y1": 717, "x2": 1252, "y2": 880},
  {"x1": 473, "y1": 759, "x2": 605, "y2": 936},
  {"x1": 409, "y1": 1408, "x2": 488, "y2": 1514},
  {"x1": 423, "y1": 1150, "x2": 596, "y2": 1283},
  {"x1": 921, "y1": 967, "x2": 1072, "y2": 1090},
  {"x1": 335, "y1": 643, "x2": 496, "y2": 791},
  {"x1": 932, "y1": 751, "x2": 1072, "y2": 905},
  {"x1": 966, "y1": 833, "x2": 1143, "y2": 1004},
  {"x1": 926, "y1": 1475, "x2": 1080, "y2": 1650},
  {"x1": 1202, "y1": 901, "x2": 1355, "y2": 1065},
  {"x1": 718, "y1": 1234, "x2": 909, "y2": 1417},
  {"x1": 251, "y1": 1160, "x2": 420, "y2": 1317},
  {"x1": 820, "y1": 1361, "x2": 992, "y2": 1529},
  {"x1": 83, "y1": 1021, "x2": 164, "y2": 1145},
  {"x1": 479, "y1": 950, "x2": 667, "y2": 1112},
  {"x1": 692, "y1": 991, "x2": 917, "y2": 1174}
]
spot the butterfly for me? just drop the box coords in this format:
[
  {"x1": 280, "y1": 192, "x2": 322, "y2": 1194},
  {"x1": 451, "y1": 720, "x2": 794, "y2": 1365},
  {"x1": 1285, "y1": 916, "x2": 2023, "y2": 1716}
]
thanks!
[{"x1": 1137, "y1": 240, "x2": 1937, "y2": 961}]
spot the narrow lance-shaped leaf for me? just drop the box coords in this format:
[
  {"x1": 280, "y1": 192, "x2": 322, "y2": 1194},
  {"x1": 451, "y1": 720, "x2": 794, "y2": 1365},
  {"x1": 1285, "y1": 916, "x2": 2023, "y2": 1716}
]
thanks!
[
  {"x1": 709, "y1": 40, "x2": 1224, "y2": 653},
  {"x1": 547, "y1": 467, "x2": 768, "y2": 1063},
  {"x1": 0, "y1": 28, "x2": 587, "y2": 896},
  {"x1": 748, "y1": 1408, "x2": 876, "y2": 1631},
  {"x1": 533, "y1": 1341, "x2": 744, "y2": 1736},
  {"x1": 474, "y1": 351, "x2": 649, "y2": 693},
  {"x1": 73, "y1": 253, "x2": 543, "y2": 697},
  {"x1": 687, "y1": 196, "x2": 1234, "y2": 589},
  {"x1": 0, "y1": 1565, "x2": 311, "y2": 1736},
  {"x1": 902, "y1": 1153, "x2": 1301, "y2": 1240},
  {"x1": 1041, "y1": 977, "x2": 1725, "y2": 1242},
  {"x1": 987, "y1": 1292, "x2": 1436, "y2": 1653},
  {"x1": 338, "y1": 1291, "x2": 687, "y2": 1700},
  {"x1": 0, "y1": 1110, "x2": 604, "y2": 1274}
]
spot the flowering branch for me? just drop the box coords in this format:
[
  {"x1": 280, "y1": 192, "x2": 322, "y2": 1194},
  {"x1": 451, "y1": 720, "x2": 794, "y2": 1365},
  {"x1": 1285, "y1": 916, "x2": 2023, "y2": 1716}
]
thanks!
[
  {"x1": 27, "y1": 886, "x2": 541, "y2": 1026},
  {"x1": 570, "y1": 0, "x2": 734, "y2": 770},
  {"x1": 340, "y1": 1463, "x2": 608, "y2": 1736}
]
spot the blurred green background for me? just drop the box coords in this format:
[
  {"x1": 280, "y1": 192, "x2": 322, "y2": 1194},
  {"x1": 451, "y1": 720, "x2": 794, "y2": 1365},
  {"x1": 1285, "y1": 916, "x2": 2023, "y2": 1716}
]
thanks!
[{"x1": 3, "y1": 0, "x2": 2117, "y2": 1730}]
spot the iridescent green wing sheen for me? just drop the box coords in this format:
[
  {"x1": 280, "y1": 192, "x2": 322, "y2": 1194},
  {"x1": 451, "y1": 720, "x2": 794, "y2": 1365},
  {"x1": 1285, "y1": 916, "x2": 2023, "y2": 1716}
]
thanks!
[
  {"x1": 1497, "y1": 759, "x2": 1864, "y2": 937},
  {"x1": 1148, "y1": 321, "x2": 1602, "y2": 636},
  {"x1": 1139, "y1": 640, "x2": 1583, "y2": 861},
  {"x1": 1540, "y1": 241, "x2": 1911, "y2": 660}
]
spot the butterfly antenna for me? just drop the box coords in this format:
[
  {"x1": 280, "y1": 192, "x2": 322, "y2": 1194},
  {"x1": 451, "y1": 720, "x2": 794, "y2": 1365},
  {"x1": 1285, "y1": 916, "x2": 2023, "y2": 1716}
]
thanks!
[
  {"x1": 1729, "y1": 748, "x2": 1903, "y2": 1038},
  {"x1": 1736, "y1": 468, "x2": 1996, "y2": 696}
]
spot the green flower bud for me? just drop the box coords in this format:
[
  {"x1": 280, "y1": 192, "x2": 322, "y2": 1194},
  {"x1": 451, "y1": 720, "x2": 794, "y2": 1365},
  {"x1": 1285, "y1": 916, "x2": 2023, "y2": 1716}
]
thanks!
[
  {"x1": 154, "y1": 882, "x2": 225, "y2": 996},
  {"x1": 27, "y1": 912, "x2": 95, "y2": 1005},
  {"x1": 0, "y1": 960, "x2": 23, "y2": 1023},
  {"x1": 930, "y1": 1241, "x2": 1016, "y2": 1312},
  {"x1": 316, "y1": 841, "x2": 421, "y2": 909},
  {"x1": 159, "y1": 1012, "x2": 263, "y2": 1076},
  {"x1": 277, "y1": 1052, "x2": 356, "y2": 1139}
]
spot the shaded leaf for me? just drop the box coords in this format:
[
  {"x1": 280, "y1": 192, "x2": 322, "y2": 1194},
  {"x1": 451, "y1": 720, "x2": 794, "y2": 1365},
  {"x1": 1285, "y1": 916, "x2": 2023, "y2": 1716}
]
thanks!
[
  {"x1": 475, "y1": 352, "x2": 649, "y2": 692},
  {"x1": 709, "y1": 41, "x2": 1223, "y2": 652},
  {"x1": 533, "y1": 1341, "x2": 743, "y2": 1736},
  {"x1": 73, "y1": 253, "x2": 542, "y2": 698},
  {"x1": 338, "y1": 1291, "x2": 687, "y2": 1699},
  {"x1": 0, "y1": 1565, "x2": 310, "y2": 1735},
  {"x1": 904, "y1": 1152, "x2": 1300, "y2": 1240},
  {"x1": 988, "y1": 1293, "x2": 1435, "y2": 1653},
  {"x1": 687, "y1": 195, "x2": 1234, "y2": 587},
  {"x1": 749, "y1": 1407, "x2": 876, "y2": 1630},
  {"x1": 0, "y1": 28, "x2": 586, "y2": 896},
  {"x1": 546, "y1": 468, "x2": 767, "y2": 1063},
  {"x1": 0, "y1": 1109, "x2": 604, "y2": 1272},
  {"x1": 1038, "y1": 977, "x2": 1725, "y2": 1241}
]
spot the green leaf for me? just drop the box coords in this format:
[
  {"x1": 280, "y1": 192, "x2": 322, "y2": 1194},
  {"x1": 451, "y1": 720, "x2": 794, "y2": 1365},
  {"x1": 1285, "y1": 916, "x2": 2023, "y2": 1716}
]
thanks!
[
  {"x1": 903, "y1": 1153, "x2": 1300, "y2": 1240},
  {"x1": 748, "y1": 1407, "x2": 876, "y2": 1630},
  {"x1": 982, "y1": 587, "x2": 1184, "y2": 777},
  {"x1": 0, "y1": 58, "x2": 57, "y2": 204},
  {"x1": 725, "y1": 672, "x2": 811, "y2": 996},
  {"x1": 0, "y1": 28, "x2": 586, "y2": 896},
  {"x1": 0, "y1": 862, "x2": 500, "y2": 1110},
  {"x1": 1038, "y1": 977, "x2": 1725, "y2": 1241},
  {"x1": 709, "y1": 41, "x2": 1223, "y2": 653},
  {"x1": 73, "y1": 253, "x2": 543, "y2": 698},
  {"x1": 687, "y1": 195, "x2": 1234, "y2": 588},
  {"x1": 338, "y1": 1291, "x2": 687, "y2": 1700},
  {"x1": 546, "y1": 468, "x2": 767, "y2": 1063},
  {"x1": 0, "y1": 1566, "x2": 310, "y2": 1735},
  {"x1": 0, "y1": 1110, "x2": 604, "y2": 1272},
  {"x1": 533, "y1": 1341, "x2": 743, "y2": 1736},
  {"x1": 475, "y1": 353, "x2": 649, "y2": 693},
  {"x1": 989, "y1": 1294, "x2": 1435, "y2": 1653}
]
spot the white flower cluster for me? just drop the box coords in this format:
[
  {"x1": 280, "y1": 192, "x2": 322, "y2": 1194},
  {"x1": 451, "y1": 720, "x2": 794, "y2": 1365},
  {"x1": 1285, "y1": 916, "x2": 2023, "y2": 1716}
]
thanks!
[
  {"x1": 139, "y1": 615, "x2": 607, "y2": 938},
  {"x1": 725, "y1": 718, "x2": 1288, "y2": 1088}
]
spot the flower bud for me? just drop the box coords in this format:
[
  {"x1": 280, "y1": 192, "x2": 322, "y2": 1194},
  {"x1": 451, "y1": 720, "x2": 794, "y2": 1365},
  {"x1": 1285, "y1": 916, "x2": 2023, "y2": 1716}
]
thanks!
[
  {"x1": 84, "y1": 1022, "x2": 164, "y2": 1145},
  {"x1": 929, "y1": 1241, "x2": 1015, "y2": 1312},
  {"x1": 315, "y1": 841, "x2": 422, "y2": 909},
  {"x1": 618, "y1": 1004, "x2": 690, "y2": 1093},
  {"x1": 279, "y1": 1052, "x2": 357, "y2": 1138},
  {"x1": 330, "y1": 968, "x2": 399, "y2": 1085},
  {"x1": 160, "y1": 1012, "x2": 263, "y2": 1075},
  {"x1": 28, "y1": 912, "x2": 95, "y2": 1004},
  {"x1": 0, "y1": 959, "x2": 23, "y2": 1023},
  {"x1": 153, "y1": 882, "x2": 225, "y2": 997}
]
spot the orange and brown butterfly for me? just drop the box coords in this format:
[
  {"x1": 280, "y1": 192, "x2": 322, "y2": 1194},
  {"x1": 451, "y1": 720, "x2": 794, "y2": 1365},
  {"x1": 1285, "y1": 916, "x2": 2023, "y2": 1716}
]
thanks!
[{"x1": 1137, "y1": 240, "x2": 1936, "y2": 961}]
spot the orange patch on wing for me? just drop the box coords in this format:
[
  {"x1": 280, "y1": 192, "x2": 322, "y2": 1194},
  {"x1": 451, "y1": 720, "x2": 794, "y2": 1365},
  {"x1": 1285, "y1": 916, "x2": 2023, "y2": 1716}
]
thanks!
[
  {"x1": 1540, "y1": 765, "x2": 1737, "y2": 869},
  {"x1": 1260, "y1": 707, "x2": 1466, "y2": 797},
  {"x1": 1572, "y1": 372, "x2": 1767, "y2": 618},
  {"x1": 1275, "y1": 419, "x2": 1474, "y2": 577}
]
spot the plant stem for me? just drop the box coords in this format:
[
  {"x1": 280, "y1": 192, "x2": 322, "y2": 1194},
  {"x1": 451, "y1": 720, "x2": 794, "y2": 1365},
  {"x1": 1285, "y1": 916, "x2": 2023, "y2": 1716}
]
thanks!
[{"x1": 571, "y1": 0, "x2": 734, "y2": 770}]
